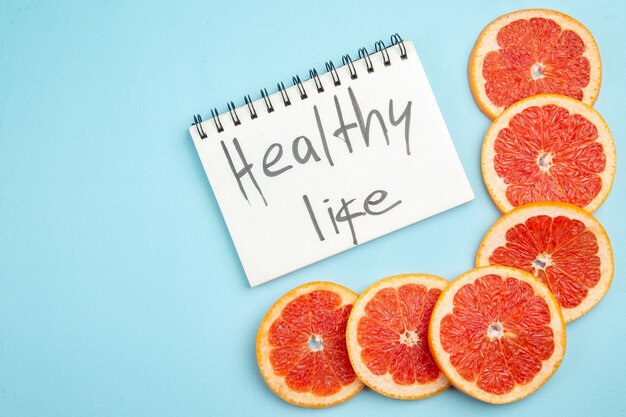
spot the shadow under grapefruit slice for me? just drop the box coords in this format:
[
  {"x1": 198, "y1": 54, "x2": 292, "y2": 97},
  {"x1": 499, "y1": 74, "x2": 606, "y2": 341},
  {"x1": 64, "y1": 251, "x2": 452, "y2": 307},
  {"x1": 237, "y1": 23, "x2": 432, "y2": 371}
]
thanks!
[
  {"x1": 482, "y1": 94, "x2": 615, "y2": 213},
  {"x1": 476, "y1": 202, "x2": 613, "y2": 323},
  {"x1": 256, "y1": 281, "x2": 364, "y2": 408},
  {"x1": 346, "y1": 274, "x2": 450, "y2": 399},
  {"x1": 469, "y1": 8, "x2": 601, "y2": 119},
  {"x1": 429, "y1": 266, "x2": 566, "y2": 404}
]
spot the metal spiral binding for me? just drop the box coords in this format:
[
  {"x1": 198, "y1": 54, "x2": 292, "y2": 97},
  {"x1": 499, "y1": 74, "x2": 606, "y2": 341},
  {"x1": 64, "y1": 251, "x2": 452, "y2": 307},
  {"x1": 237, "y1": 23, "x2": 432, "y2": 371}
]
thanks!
[
  {"x1": 325, "y1": 61, "x2": 341, "y2": 86},
  {"x1": 342, "y1": 55, "x2": 357, "y2": 79},
  {"x1": 192, "y1": 34, "x2": 407, "y2": 137},
  {"x1": 260, "y1": 88, "x2": 274, "y2": 113},
  {"x1": 358, "y1": 47, "x2": 374, "y2": 73},
  {"x1": 244, "y1": 94, "x2": 257, "y2": 119},
  {"x1": 292, "y1": 75, "x2": 308, "y2": 99},
  {"x1": 277, "y1": 81, "x2": 291, "y2": 106},
  {"x1": 375, "y1": 40, "x2": 391, "y2": 66},
  {"x1": 309, "y1": 69, "x2": 324, "y2": 93},
  {"x1": 209, "y1": 108, "x2": 224, "y2": 133},
  {"x1": 227, "y1": 101, "x2": 241, "y2": 126},
  {"x1": 391, "y1": 33, "x2": 407, "y2": 59},
  {"x1": 193, "y1": 114, "x2": 207, "y2": 138}
]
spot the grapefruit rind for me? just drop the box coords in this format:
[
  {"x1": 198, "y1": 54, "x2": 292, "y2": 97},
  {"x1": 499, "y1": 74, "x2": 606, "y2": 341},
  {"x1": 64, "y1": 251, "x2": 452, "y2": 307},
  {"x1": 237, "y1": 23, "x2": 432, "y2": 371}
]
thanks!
[
  {"x1": 469, "y1": 8, "x2": 602, "y2": 119},
  {"x1": 475, "y1": 201, "x2": 614, "y2": 323},
  {"x1": 481, "y1": 94, "x2": 616, "y2": 213},
  {"x1": 346, "y1": 274, "x2": 451, "y2": 400},
  {"x1": 256, "y1": 281, "x2": 364, "y2": 408},
  {"x1": 428, "y1": 266, "x2": 566, "y2": 404}
]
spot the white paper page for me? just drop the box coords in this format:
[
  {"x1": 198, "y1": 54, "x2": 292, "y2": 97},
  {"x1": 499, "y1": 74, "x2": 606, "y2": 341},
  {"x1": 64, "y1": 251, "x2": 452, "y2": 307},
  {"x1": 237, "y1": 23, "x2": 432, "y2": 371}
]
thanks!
[{"x1": 189, "y1": 41, "x2": 474, "y2": 286}]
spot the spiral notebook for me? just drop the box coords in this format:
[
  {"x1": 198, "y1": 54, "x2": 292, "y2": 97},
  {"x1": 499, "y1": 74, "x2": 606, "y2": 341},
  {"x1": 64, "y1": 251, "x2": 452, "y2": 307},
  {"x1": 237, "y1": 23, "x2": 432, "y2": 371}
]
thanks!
[{"x1": 189, "y1": 35, "x2": 474, "y2": 286}]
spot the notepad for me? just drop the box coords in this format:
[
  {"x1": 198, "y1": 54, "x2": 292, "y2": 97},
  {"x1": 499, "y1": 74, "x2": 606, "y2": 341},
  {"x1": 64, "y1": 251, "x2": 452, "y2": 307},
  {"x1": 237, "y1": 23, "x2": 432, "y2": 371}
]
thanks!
[{"x1": 189, "y1": 37, "x2": 474, "y2": 286}]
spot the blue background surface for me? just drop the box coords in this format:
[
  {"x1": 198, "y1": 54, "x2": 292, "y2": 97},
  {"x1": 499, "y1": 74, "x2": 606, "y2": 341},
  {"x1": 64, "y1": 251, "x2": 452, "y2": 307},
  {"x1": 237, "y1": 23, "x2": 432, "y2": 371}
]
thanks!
[{"x1": 1, "y1": 1, "x2": 624, "y2": 416}]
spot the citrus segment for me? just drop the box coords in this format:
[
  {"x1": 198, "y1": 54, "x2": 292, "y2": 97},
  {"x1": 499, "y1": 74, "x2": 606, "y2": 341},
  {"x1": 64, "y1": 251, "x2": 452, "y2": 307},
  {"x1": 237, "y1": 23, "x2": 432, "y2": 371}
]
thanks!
[
  {"x1": 482, "y1": 94, "x2": 615, "y2": 212},
  {"x1": 476, "y1": 202, "x2": 613, "y2": 322},
  {"x1": 346, "y1": 274, "x2": 450, "y2": 399},
  {"x1": 257, "y1": 282, "x2": 364, "y2": 407},
  {"x1": 469, "y1": 9, "x2": 601, "y2": 119},
  {"x1": 429, "y1": 266, "x2": 566, "y2": 404}
]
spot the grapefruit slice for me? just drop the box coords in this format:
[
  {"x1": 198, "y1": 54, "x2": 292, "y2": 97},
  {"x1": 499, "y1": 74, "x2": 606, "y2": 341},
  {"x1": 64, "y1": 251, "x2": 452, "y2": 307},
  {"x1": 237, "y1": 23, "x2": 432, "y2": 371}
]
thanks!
[
  {"x1": 429, "y1": 266, "x2": 566, "y2": 404},
  {"x1": 476, "y1": 202, "x2": 613, "y2": 323},
  {"x1": 482, "y1": 94, "x2": 615, "y2": 213},
  {"x1": 346, "y1": 274, "x2": 450, "y2": 399},
  {"x1": 469, "y1": 9, "x2": 602, "y2": 119},
  {"x1": 256, "y1": 281, "x2": 364, "y2": 408}
]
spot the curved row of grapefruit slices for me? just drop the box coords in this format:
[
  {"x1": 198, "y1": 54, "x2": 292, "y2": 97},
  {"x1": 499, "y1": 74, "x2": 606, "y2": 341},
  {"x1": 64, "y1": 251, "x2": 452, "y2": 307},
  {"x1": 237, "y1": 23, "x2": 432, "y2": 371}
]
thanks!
[
  {"x1": 256, "y1": 7, "x2": 616, "y2": 409},
  {"x1": 257, "y1": 201, "x2": 613, "y2": 406},
  {"x1": 469, "y1": 7, "x2": 617, "y2": 402}
]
